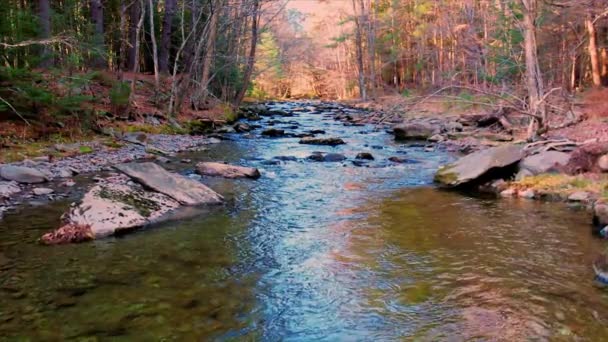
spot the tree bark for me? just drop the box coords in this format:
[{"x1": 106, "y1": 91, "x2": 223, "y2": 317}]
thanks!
[
  {"x1": 38, "y1": 0, "x2": 52, "y2": 68},
  {"x1": 127, "y1": 0, "x2": 142, "y2": 71},
  {"x1": 235, "y1": 0, "x2": 259, "y2": 105},
  {"x1": 521, "y1": 0, "x2": 545, "y2": 140},
  {"x1": 586, "y1": 16, "x2": 602, "y2": 87},
  {"x1": 148, "y1": 0, "x2": 160, "y2": 92},
  {"x1": 159, "y1": 0, "x2": 177, "y2": 74},
  {"x1": 200, "y1": 2, "x2": 219, "y2": 103},
  {"x1": 90, "y1": 0, "x2": 106, "y2": 68},
  {"x1": 352, "y1": 0, "x2": 367, "y2": 101}
]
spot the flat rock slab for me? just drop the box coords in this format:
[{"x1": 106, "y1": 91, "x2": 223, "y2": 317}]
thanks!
[
  {"x1": 0, "y1": 165, "x2": 48, "y2": 184},
  {"x1": 299, "y1": 137, "x2": 345, "y2": 146},
  {"x1": 115, "y1": 162, "x2": 223, "y2": 205},
  {"x1": 434, "y1": 145, "x2": 523, "y2": 187},
  {"x1": 41, "y1": 175, "x2": 181, "y2": 244},
  {"x1": 196, "y1": 162, "x2": 261, "y2": 179}
]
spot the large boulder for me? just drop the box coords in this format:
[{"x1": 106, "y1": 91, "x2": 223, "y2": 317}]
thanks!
[
  {"x1": 115, "y1": 162, "x2": 223, "y2": 205},
  {"x1": 434, "y1": 145, "x2": 523, "y2": 187},
  {"x1": 41, "y1": 165, "x2": 224, "y2": 244},
  {"x1": 0, "y1": 165, "x2": 48, "y2": 184},
  {"x1": 393, "y1": 123, "x2": 436, "y2": 140},
  {"x1": 299, "y1": 137, "x2": 345, "y2": 146},
  {"x1": 41, "y1": 175, "x2": 181, "y2": 244},
  {"x1": 196, "y1": 162, "x2": 261, "y2": 179},
  {"x1": 516, "y1": 151, "x2": 570, "y2": 179}
]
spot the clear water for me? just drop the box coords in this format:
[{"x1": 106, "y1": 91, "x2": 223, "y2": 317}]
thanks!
[{"x1": 1, "y1": 102, "x2": 607, "y2": 341}]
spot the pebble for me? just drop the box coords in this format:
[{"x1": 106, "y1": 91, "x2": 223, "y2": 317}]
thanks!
[
  {"x1": 568, "y1": 191, "x2": 590, "y2": 202},
  {"x1": 519, "y1": 189, "x2": 536, "y2": 199},
  {"x1": 32, "y1": 188, "x2": 54, "y2": 196}
]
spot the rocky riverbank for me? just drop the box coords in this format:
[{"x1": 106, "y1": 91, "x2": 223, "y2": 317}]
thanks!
[{"x1": 3, "y1": 99, "x2": 607, "y2": 243}]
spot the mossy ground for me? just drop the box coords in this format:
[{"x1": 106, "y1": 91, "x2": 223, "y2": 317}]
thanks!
[{"x1": 98, "y1": 187, "x2": 161, "y2": 218}]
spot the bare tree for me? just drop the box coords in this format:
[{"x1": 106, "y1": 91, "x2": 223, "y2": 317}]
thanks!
[{"x1": 159, "y1": 0, "x2": 177, "y2": 74}]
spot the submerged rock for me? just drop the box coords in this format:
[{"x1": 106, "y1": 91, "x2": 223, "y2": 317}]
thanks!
[
  {"x1": 434, "y1": 145, "x2": 523, "y2": 187},
  {"x1": 262, "y1": 128, "x2": 286, "y2": 137},
  {"x1": 234, "y1": 122, "x2": 252, "y2": 133},
  {"x1": 115, "y1": 162, "x2": 223, "y2": 205},
  {"x1": 388, "y1": 156, "x2": 419, "y2": 164},
  {"x1": 307, "y1": 152, "x2": 346, "y2": 162},
  {"x1": 0, "y1": 165, "x2": 49, "y2": 184},
  {"x1": 196, "y1": 162, "x2": 261, "y2": 179},
  {"x1": 299, "y1": 137, "x2": 345, "y2": 146},
  {"x1": 356, "y1": 152, "x2": 374, "y2": 160}
]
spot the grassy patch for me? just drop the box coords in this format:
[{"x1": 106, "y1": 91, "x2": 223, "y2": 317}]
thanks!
[{"x1": 513, "y1": 173, "x2": 608, "y2": 198}]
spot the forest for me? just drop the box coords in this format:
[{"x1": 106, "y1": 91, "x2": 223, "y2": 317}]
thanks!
[{"x1": 1, "y1": 0, "x2": 607, "y2": 143}]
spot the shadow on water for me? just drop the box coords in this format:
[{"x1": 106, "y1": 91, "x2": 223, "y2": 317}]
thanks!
[{"x1": 1, "y1": 101, "x2": 608, "y2": 340}]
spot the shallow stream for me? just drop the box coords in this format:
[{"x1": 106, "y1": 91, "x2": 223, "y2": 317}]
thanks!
[{"x1": 1, "y1": 102, "x2": 607, "y2": 340}]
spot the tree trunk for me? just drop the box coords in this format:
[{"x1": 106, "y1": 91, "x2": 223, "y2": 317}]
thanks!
[
  {"x1": 200, "y1": 2, "x2": 219, "y2": 103},
  {"x1": 148, "y1": 0, "x2": 160, "y2": 93},
  {"x1": 586, "y1": 16, "x2": 602, "y2": 88},
  {"x1": 130, "y1": 0, "x2": 145, "y2": 100},
  {"x1": 38, "y1": 0, "x2": 52, "y2": 68},
  {"x1": 235, "y1": 0, "x2": 259, "y2": 106},
  {"x1": 521, "y1": 0, "x2": 545, "y2": 140},
  {"x1": 127, "y1": 0, "x2": 142, "y2": 71},
  {"x1": 90, "y1": 0, "x2": 106, "y2": 68},
  {"x1": 159, "y1": 0, "x2": 177, "y2": 74},
  {"x1": 352, "y1": 0, "x2": 367, "y2": 101}
]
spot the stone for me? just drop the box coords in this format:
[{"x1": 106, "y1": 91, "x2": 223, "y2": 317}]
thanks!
[
  {"x1": 63, "y1": 180, "x2": 76, "y2": 187},
  {"x1": 115, "y1": 162, "x2": 223, "y2": 205},
  {"x1": 41, "y1": 175, "x2": 181, "y2": 244},
  {"x1": 155, "y1": 156, "x2": 171, "y2": 164},
  {"x1": 233, "y1": 122, "x2": 252, "y2": 133},
  {"x1": 307, "y1": 152, "x2": 346, "y2": 162},
  {"x1": 388, "y1": 156, "x2": 419, "y2": 164},
  {"x1": 215, "y1": 126, "x2": 236, "y2": 134},
  {"x1": 261, "y1": 128, "x2": 285, "y2": 137},
  {"x1": 428, "y1": 134, "x2": 445, "y2": 142},
  {"x1": 593, "y1": 201, "x2": 608, "y2": 228},
  {"x1": 355, "y1": 153, "x2": 374, "y2": 160},
  {"x1": 518, "y1": 189, "x2": 536, "y2": 199},
  {"x1": 0, "y1": 181, "x2": 20, "y2": 198},
  {"x1": 56, "y1": 168, "x2": 74, "y2": 178},
  {"x1": 122, "y1": 132, "x2": 148, "y2": 145},
  {"x1": 516, "y1": 151, "x2": 570, "y2": 178},
  {"x1": 299, "y1": 137, "x2": 345, "y2": 146},
  {"x1": 434, "y1": 145, "x2": 523, "y2": 187},
  {"x1": 323, "y1": 153, "x2": 347, "y2": 162},
  {"x1": 568, "y1": 191, "x2": 590, "y2": 202},
  {"x1": 598, "y1": 154, "x2": 608, "y2": 172},
  {"x1": 196, "y1": 162, "x2": 261, "y2": 179},
  {"x1": 443, "y1": 121, "x2": 464, "y2": 132},
  {"x1": 500, "y1": 188, "x2": 517, "y2": 197},
  {"x1": 33, "y1": 188, "x2": 54, "y2": 196},
  {"x1": 393, "y1": 123, "x2": 436, "y2": 140},
  {"x1": 0, "y1": 165, "x2": 48, "y2": 184}
]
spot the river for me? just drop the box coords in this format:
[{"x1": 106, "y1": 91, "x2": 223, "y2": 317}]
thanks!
[{"x1": 1, "y1": 102, "x2": 607, "y2": 340}]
